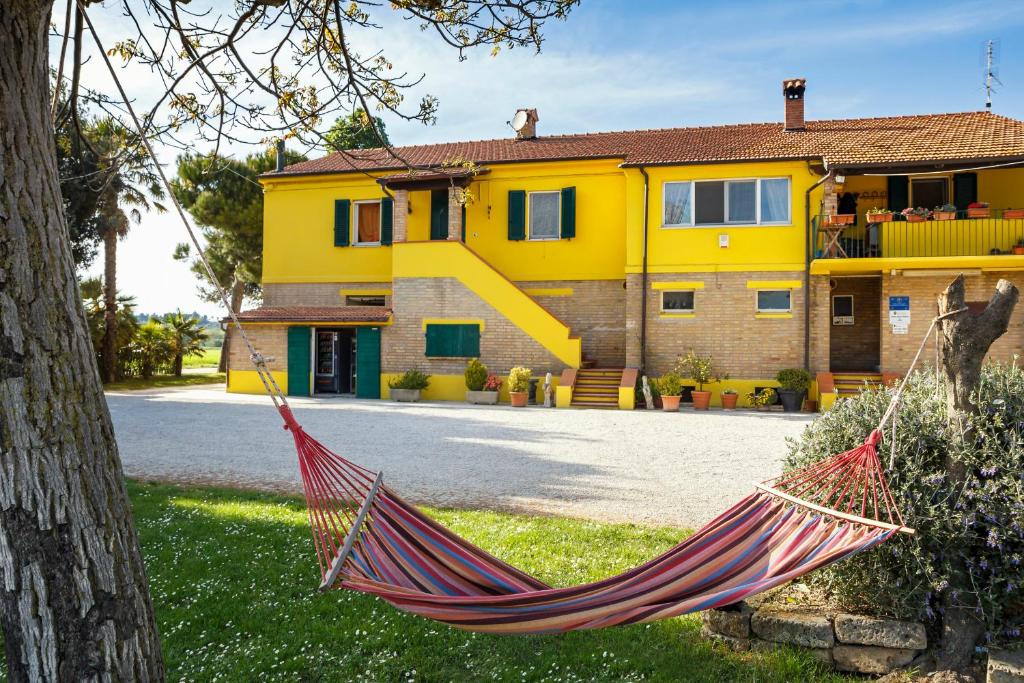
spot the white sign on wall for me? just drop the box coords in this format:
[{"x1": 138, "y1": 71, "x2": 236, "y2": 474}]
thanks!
[{"x1": 889, "y1": 295, "x2": 911, "y2": 334}]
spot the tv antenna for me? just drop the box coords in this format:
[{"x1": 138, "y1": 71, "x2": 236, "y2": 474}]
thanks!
[{"x1": 982, "y1": 39, "x2": 1002, "y2": 110}]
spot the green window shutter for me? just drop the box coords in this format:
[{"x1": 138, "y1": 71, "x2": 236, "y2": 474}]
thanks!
[
  {"x1": 953, "y1": 173, "x2": 978, "y2": 211},
  {"x1": 334, "y1": 199, "x2": 350, "y2": 246},
  {"x1": 560, "y1": 186, "x2": 576, "y2": 239},
  {"x1": 286, "y1": 326, "x2": 311, "y2": 397},
  {"x1": 508, "y1": 190, "x2": 526, "y2": 241},
  {"x1": 887, "y1": 176, "x2": 909, "y2": 213},
  {"x1": 461, "y1": 204, "x2": 467, "y2": 243},
  {"x1": 355, "y1": 327, "x2": 381, "y2": 399},
  {"x1": 380, "y1": 197, "x2": 394, "y2": 245},
  {"x1": 430, "y1": 190, "x2": 448, "y2": 240},
  {"x1": 425, "y1": 324, "x2": 480, "y2": 357}
]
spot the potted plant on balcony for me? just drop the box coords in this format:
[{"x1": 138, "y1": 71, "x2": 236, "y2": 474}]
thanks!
[
  {"x1": 1005, "y1": 208, "x2": 1024, "y2": 219},
  {"x1": 901, "y1": 206, "x2": 930, "y2": 223},
  {"x1": 933, "y1": 203, "x2": 957, "y2": 221},
  {"x1": 656, "y1": 372, "x2": 683, "y2": 412},
  {"x1": 967, "y1": 201, "x2": 991, "y2": 218},
  {"x1": 825, "y1": 213, "x2": 854, "y2": 226},
  {"x1": 674, "y1": 350, "x2": 717, "y2": 410},
  {"x1": 865, "y1": 207, "x2": 893, "y2": 223},
  {"x1": 775, "y1": 368, "x2": 812, "y2": 412},
  {"x1": 1013, "y1": 238, "x2": 1024, "y2": 256},
  {"x1": 720, "y1": 388, "x2": 739, "y2": 410},
  {"x1": 465, "y1": 358, "x2": 500, "y2": 405},
  {"x1": 508, "y1": 366, "x2": 532, "y2": 407},
  {"x1": 389, "y1": 370, "x2": 430, "y2": 402}
]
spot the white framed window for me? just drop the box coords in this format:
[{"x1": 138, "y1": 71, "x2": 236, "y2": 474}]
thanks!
[
  {"x1": 661, "y1": 290, "x2": 695, "y2": 313},
  {"x1": 662, "y1": 177, "x2": 791, "y2": 227},
  {"x1": 756, "y1": 290, "x2": 792, "y2": 313},
  {"x1": 353, "y1": 200, "x2": 382, "y2": 245},
  {"x1": 528, "y1": 191, "x2": 561, "y2": 240}
]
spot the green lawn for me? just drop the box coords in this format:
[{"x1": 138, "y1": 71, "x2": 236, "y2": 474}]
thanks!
[
  {"x1": 183, "y1": 346, "x2": 222, "y2": 369},
  {"x1": 104, "y1": 372, "x2": 225, "y2": 391},
  {"x1": 116, "y1": 482, "x2": 850, "y2": 682}
]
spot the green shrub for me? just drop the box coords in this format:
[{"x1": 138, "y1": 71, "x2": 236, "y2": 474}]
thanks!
[
  {"x1": 784, "y1": 364, "x2": 1024, "y2": 643},
  {"x1": 674, "y1": 350, "x2": 718, "y2": 391},
  {"x1": 776, "y1": 368, "x2": 812, "y2": 392},
  {"x1": 507, "y1": 366, "x2": 531, "y2": 393},
  {"x1": 464, "y1": 358, "x2": 488, "y2": 391},
  {"x1": 655, "y1": 372, "x2": 684, "y2": 397},
  {"x1": 388, "y1": 369, "x2": 430, "y2": 391}
]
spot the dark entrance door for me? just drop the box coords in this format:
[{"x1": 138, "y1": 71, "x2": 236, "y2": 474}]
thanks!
[
  {"x1": 828, "y1": 276, "x2": 881, "y2": 372},
  {"x1": 314, "y1": 329, "x2": 356, "y2": 394},
  {"x1": 430, "y1": 189, "x2": 448, "y2": 240}
]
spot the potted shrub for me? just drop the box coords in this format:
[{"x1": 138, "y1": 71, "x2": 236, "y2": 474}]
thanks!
[
  {"x1": 655, "y1": 373, "x2": 683, "y2": 412},
  {"x1": 1005, "y1": 208, "x2": 1024, "y2": 219},
  {"x1": 720, "y1": 388, "x2": 738, "y2": 410},
  {"x1": 865, "y1": 207, "x2": 893, "y2": 223},
  {"x1": 674, "y1": 350, "x2": 717, "y2": 410},
  {"x1": 507, "y1": 366, "x2": 532, "y2": 407},
  {"x1": 901, "y1": 206, "x2": 930, "y2": 223},
  {"x1": 967, "y1": 201, "x2": 990, "y2": 218},
  {"x1": 464, "y1": 359, "x2": 499, "y2": 405},
  {"x1": 388, "y1": 370, "x2": 430, "y2": 402},
  {"x1": 1013, "y1": 238, "x2": 1024, "y2": 256},
  {"x1": 933, "y1": 203, "x2": 957, "y2": 221},
  {"x1": 746, "y1": 387, "x2": 776, "y2": 411},
  {"x1": 775, "y1": 368, "x2": 812, "y2": 412}
]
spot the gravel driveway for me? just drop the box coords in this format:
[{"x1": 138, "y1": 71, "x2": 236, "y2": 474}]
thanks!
[{"x1": 107, "y1": 385, "x2": 815, "y2": 528}]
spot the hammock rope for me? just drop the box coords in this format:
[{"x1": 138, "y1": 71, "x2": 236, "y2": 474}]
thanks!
[{"x1": 86, "y1": 12, "x2": 931, "y2": 634}]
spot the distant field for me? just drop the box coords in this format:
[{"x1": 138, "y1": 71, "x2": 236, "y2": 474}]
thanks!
[
  {"x1": 105, "y1": 373, "x2": 225, "y2": 391},
  {"x1": 184, "y1": 347, "x2": 221, "y2": 369}
]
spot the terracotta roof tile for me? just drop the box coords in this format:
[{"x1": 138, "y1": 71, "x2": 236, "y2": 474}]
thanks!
[
  {"x1": 234, "y1": 306, "x2": 391, "y2": 323},
  {"x1": 267, "y1": 112, "x2": 1024, "y2": 176}
]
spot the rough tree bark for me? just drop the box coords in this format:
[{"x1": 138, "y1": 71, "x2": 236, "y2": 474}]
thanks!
[
  {"x1": 0, "y1": 2, "x2": 164, "y2": 680},
  {"x1": 101, "y1": 229, "x2": 118, "y2": 383},
  {"x1": 934, "y1": 274, "x2": 1019, "y2": 671},
  {"x1": 218, "y1": 278, "x2": 245, "y2": 374}
]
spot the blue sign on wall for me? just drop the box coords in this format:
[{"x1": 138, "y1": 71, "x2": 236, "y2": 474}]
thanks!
[{"x1": 889, "y1": 296, "x2": 910, "y2": 311}]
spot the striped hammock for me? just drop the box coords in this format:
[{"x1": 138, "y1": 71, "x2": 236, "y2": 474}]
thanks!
[{"x1": 282, "y1": 406, "x2": 912, "y2": 635}]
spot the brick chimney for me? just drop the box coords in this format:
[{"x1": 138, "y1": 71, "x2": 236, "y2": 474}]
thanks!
[
  {"x1": 782, "y1": 78, "x2": 806, "y2": 132},
  {"x1": 513, "y1": 108, "x2": 539, "y2": 140}
]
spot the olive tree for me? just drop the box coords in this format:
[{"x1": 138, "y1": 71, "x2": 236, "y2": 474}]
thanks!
[{"x1": 0, "y1": 1, "x2": 576, "y2": 679}]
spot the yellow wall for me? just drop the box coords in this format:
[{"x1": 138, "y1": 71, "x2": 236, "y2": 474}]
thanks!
[
  {"x1": 380, "y1": 373, "x2": 558, "y2": 403},
  {"x1": 629, "y1": 160, "x2": 819, "y2": 274},
  {"x1": 227, "y1": 369, "x2": 288, "y2": 394}
]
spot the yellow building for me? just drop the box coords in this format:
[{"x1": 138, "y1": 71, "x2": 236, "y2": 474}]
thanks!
[{"x1": 230, "y1": 79, "x2": 1024, "y2": 410}]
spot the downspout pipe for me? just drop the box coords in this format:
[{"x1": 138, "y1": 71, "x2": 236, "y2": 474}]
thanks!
[
  {"x1": 639, "y1": 166, "x2": 650, "y2": 373},
  {"x1": 803, "y1": 166, "x2": 832, "y2": 371}
]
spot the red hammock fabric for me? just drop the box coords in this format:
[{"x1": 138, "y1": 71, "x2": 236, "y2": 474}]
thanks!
[{"x1": 279, "y1": 405, "x2": 911, "y2": 634}]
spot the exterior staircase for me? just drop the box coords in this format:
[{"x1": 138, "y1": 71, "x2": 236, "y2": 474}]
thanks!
[
  {"x1": 832, "y1": 372, "x2": 886, "y2": 397},
  {"x1": 570, "y1": 368, "x2": 624, "y2": 408}
]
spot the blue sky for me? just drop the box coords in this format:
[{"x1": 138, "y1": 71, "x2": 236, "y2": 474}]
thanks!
[{"x1": 81, "y1": 0, "x2": 1024, "y2": 315}]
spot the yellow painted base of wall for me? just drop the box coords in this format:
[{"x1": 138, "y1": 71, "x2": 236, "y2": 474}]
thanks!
[
  {"x1": 226, "y1": 369, "x2": 289, "y2": 395},
  {"x1": 380, "y1": 373, "x2": 559, "y2": 404},
  {"x1": 618, "y1": 386, "x2": 635, "y2": 410},
  {"x1": 818, "y1": 392, "x2": 838, "y2": 411},
  {"x1": 658, "y1": 379, "x2": 820, "y2": 409}
]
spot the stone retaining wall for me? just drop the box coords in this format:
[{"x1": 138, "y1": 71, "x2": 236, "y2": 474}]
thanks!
[{"x1": 700, "y1": 602, "x2": 927, "y2": 675}]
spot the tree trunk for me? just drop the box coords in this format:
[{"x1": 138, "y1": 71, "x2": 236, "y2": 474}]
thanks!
[
  {"x1": 173, "y1": 352, "x2": 183, "y2": 378},
  {"x1": 218, "y1": 278, "x2": 244, "y2": 374},
  {"x1": 101, "y1": 228, "x2": 118, "y2": 383},
  {"x1": 934, "y1": 275, "x2": 1019, "y2": 671},
  {"x1": 0, "y1": 3, "x2": 164, "y2": 681}
]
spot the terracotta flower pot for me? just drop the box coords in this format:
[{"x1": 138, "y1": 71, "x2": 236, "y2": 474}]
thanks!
[
  {"x1": 691, "y1": 390, "x2": 712, "y2": 410},
  {"x1": 826, "y1": 214, "x2": 854, "y2": 226},
  {"x1": 661, "y1": 395, "x2": 681, "y2": 412},
  {"x1": 905, "y1": 213, "x2": 926, "y2": 223},
  {"x1": 803, "y1": 399, "x2": 818, "y2": 413},
  {"x1": 967, "y1": 207, "x2": 991, "y2": 218},
  {"x1": 720, "y1": 393, "x2": 738, "y2": 410},
  {"x1": 866, "y1": 212, "x2": 892, "y2": 223},
  {"x1": 509, "y1": 391, "x2": 528, "y2": 407},
  {"x1": 1013, "y1": 246, "x2": 1024, "y2": 256},
  {"x1": 933, "y1": 211, "x2": 957, "y2": 221},
  {"x1": 1004, "y1": 208, "x2": 1024, "y2": 219}
]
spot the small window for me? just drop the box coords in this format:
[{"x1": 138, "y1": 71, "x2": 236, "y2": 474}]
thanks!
[
  {"x1": 425, "y1": 324, "x2": 480, "y2": 358},
  {"x1": 346, "y1": 295, "x2": 386, "y2": 307},
  {"x1": 354, "y1": 200, "x2": 381, "y2": 244},
  {"x1": 757, "y1": 290, "x2": 792, "y2": 313},
  {"x1": 661, "y1": 291, "x2": 695, "y2": 312},
  {"x1": 663, "y1": 182, "x2": 692, "y2": 226},
  {"x1": 832, "y1": 294, "x2": 854, "y2": 325},
  {"x1": 528, "y1": 191, "x2": 560, "y2": 240}
]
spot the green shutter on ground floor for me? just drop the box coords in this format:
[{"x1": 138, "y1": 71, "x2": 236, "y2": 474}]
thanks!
[
  {"x1": 287, "y1": 326, "x2": 311, "y2": 396},
  {"x1": 356, "y1": 327, "x2": 381, "y2": 399},
  {"x1": 424, "y1": 324, "x2": 480, "y2": 358}
]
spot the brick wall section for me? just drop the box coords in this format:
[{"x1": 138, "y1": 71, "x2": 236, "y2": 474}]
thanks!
[
  {"x1": 625, "y1": 273, "x2": 644, "y2": 368},
  {"x1": 828, "y1": 276, "x2": 882, "y2": 371},
  {"x1": 517, "y1": 279, "x2": 627, "y2": 367},
  {"x1": 228, "y1": 325, "x2": 288, "y2": 372},
  {"x1": 393, "y1": 189, "x2": 409, "y2": 243},
  {"x1": 263, "y1": 282, "x2": 392, "y2": 308},
  {"x1": 809, "y1": 276, "x2": 831, "y2": 373},
  {"x1": 880, "y1": 271, "x2": 1024, "y2": 373},
  {"x1": 636, "y1": 271, "x2": 807, "y2": 378},
  {"x1": 384, "y1": 277, "x2": 564, "y2": 376},
  {"x1": 447, "y1": 187, "x2": 463, "y2": 241}
]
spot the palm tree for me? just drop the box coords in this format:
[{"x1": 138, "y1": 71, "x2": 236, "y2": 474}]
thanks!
[
  {"x1": 162, "y1": 311, "x2": 209, "y2": 376},
  {"x1": 80, "y1": 277, "x2": 139, "y2": 376},
  {"x1": 132, "y1": 320, "x2": 175, "y2": 380},
  {"x1": 86, "y1": 118, "x2": 166, "y2": 382}
]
